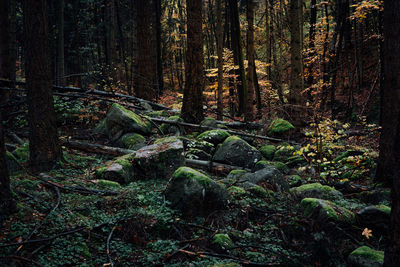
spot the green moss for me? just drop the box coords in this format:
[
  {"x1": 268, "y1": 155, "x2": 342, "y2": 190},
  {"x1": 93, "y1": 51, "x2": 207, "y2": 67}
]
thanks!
[
  {"x1": 229, "y1": 169, "x2": 246, "y2": 176},
  {"x1": 78, "y1": 242, "x2": 92, "y2": 258},
  {"x1": 146, "y1": 110, "x2": 169, "y2": 118},
  {"x1": 259, "y1": 145, "x2": 276, "y2": 160},
  {"x1": 349, "y1": 246, "x2": 384, "y2": 263},
  {"x1": 111, "y1": 103, "x2": 152, "y2": 131},
  {"x1": 228, "y1": 186, "x2": 246, "y2": 196},
  {"x1": 272, "y1": 162, "x2": 289, "y2": 174},
  {"x1": 121, "y1": 133, "x2": 145, "y2": 149},
  {"x1": 115, "y1": 154, "x2": 134, "y2": 169},
  {"x1": 375, "y1": 204, "x2": 391, "y2": 214},
  {"x1": 212, "y1": 234, "x2": 234, "y2": 249},
  {"x1": 274, "y1": 145, "x2": 295, "y2": 162},
  {"x1": 173, "y1": 167, "x2": 211, "y2": 186},
  {"x1": 95, "y1": 166, "x2": 108, "y2": 178},
  {"x1": 97, "y1": 179, "x2": 121, "y2": 188},
  {"x1": 154, "y1": 136, "x2": 180, "y2": 145},
  {"x1": 267, "y1": 118, "x2": 294, "y2": 135},
  {"x1": 288, "y1": 175, "x2": 302, "y2": 187},
  {"x1": 200, "y1": 117, "x2": 218, "y2": 128},
  {"x1": 197, "y1": 130, "x2": 231, "y2": 144},
  {"x1": 247, "y1": 185, "x2": 269, "y2": 198},
  {"x1": 301, "y1": 198, "x2": 338, "y2": 220},
  {"x1": 291, "y1": 183, "x2": 340, "y2": 198},
  {"x1": 13, "y1": 143, "x2": 29, "y2": 161}
]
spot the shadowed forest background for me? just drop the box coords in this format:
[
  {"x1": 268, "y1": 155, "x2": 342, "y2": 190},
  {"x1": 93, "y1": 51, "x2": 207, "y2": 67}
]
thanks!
[{"x1": 1, "y1": 0, "x2": 400, "y2": 266}]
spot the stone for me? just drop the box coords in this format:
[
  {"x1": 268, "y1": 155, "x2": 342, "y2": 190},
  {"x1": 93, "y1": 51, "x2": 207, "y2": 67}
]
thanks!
[
  {"x1": 197, "y1": 129, "x2": 231, "y2": 145},
  {"x1": 146, "y1": 110, "x2": 169, "y2": 118},
  {"x1": 259, "y1": 145, "x2": 276, "y2": 160},
  {"x1": 185, "y1": 148, "x2": 212, "y2": 161},
  {"x1": 267, "y1": 118, "x2": 294, "y2": 136},
  {"x1": 348, "y1": 246, "x2": 384, "y2": 267},
  {"x1": 160, "y1": 115, "x2": 185, "y2": 135},
  {"x1": 200, "y1": 117, "x2": 219, "y2": 128},
  {"x1": 117, "y1": 133, "x2": 146, "y2": 150},
  {"x1": 356, "y1": 205, "x2": 391, "y2": 232},
  {"x1": 240, "y1": 166, "x2": 289, "y2": 192},
  {"x1": 213, "y1": 136, "x2": 262, "y2": 168},
  {"x1": 165, "y1": 167, "x2": 230, "y2": 216},
  {"x1": 182, "y1": 138, "x2": 215, "y2": 155},
  {"x1": 95, "y1": 154, "x2": 135, "y2": 184},
  {"x1": 104, "y1": 103, "x2": 152, "y2": 142},
  {"x1": 355, "y1": 189, "x2": 391, "y2": 205},
  {"x1": 301, "y1": 198, "x2": 355, "y2": 224},
  {"x1": 290, "y1": 183, "x2": 343, "y2": 201},
  {"x1": 131, "y1": 137, "x2": 185, "y2": 180}
]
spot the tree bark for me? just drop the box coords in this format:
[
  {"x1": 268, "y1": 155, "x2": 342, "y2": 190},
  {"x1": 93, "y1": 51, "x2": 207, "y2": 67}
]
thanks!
[
  {"x1": 246, "y1": 0, "x2": 255, "y2": 121},
  {"x1": 56, "y1": 0, "x2": 65, "y2": 86},
  {"x1": 382, "y1": 1, "x2": 400, "y2": 264},
  {"x1": 23, "y1": 0, "x2": 61, "y2": 172},
  {"x1": 181, "y1": 0, "x2": 204, "y2": 124},
  {"x1": 288, "y1": 0, "x2": 304, "y2": 125},
  {"x1": 154, "y1": 0, "x2": 164, "y2": 96},
  {"x1": 216, "y1": 0, "x2": 224, "y2": 120}
]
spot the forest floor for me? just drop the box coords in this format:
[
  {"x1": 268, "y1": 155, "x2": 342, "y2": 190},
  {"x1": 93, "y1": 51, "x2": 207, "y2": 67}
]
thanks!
[{"x1": 0, "y1": 94, "x2": 390, "y2": 267}]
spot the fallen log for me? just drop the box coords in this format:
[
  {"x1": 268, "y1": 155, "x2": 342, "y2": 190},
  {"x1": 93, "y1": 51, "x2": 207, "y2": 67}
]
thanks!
[
  {"x1": 150, "y1": 117, "x2": 296, "y2": 143},
  {"x1": 61, "y1": 139, "x2": 135, "y2": 156},
  {"x1": 186, "y1": 158, "x2": 251, "y2": 173}
]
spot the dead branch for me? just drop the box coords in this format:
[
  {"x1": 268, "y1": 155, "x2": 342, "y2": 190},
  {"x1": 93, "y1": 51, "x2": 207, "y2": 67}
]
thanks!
[
  {"x1": 61, "y1": 139, "x2": 135, "y2": 156},
  {"x1": 106, "y1": 226, "x2": 116, "y2": 267}
]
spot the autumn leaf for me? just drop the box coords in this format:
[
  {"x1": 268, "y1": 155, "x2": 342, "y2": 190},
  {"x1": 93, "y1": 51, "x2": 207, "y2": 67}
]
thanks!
[{"x1": 362, "y1": 228, "x2": 373, "y2": 239}]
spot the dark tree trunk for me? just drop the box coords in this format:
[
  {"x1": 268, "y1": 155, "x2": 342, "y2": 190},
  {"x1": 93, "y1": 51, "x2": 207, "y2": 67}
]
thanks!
[
  {"x1": 154, "y1": 0, "x2": 164, "y2": 96},
  {"x1": 228, "y1": 0, "x2": 248, "y2": 116},
  {"x1": 382, "y1": 1, "x2": 400, "y2": 265},
  {"x1": 246, "y1": 0, "x2": 255, "y2": 121},
  {"x1": 216, "y1": 0, "x2": 224, "y2": 120},
  {"x1": 23, "y1": 0, "x2": 61, "y2": 172},
  {"x1": 0, "y1": 0, "x2": 16, "y2": 103},
  {"x1": 306, "y1": 0, "x2": 316, "y2": 91},
  {"x1": 135, "y1": 0, "x2": 156, "y2": 100},
  {"x1": 56, "y1": 0, "x2": 65, "y2": 86},
  {"x1": 0, "y1": 112, "x2": 16, "y2": 215},
  {"x1": 181, "y1": 0, "x2": 204, "y2": 124}
]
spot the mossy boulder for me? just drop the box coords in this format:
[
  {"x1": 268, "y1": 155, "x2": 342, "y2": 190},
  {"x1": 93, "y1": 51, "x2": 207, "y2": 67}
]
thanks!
[
  {"x1": 246, "y1": 185, "x2": 269, "y2": 198},
  {"x1": 213, "y1": 136, "x2": 262, "y2": 169},
  {"x1": 104, "y1": 103, "x2": 152, "y2": 141},
  {"x1": 182, "y1": 138, "x2": 215, "y2": 154},
  {"x1": 165, "y1": 167, "x2": 230, "y2": 216},
  {"x1": 355, "y1": 189, "x2": 391, "y2": 205},
  {"x1": 117, "y1": 133, "x2": 146, "y2": 150},
  {"x1": 95, "y1": 154, "x2": 135, "y2": 184},
  {"x1": 272, "y1": 161, "x2": 290, "y2": 174},
  {"x1": 197, "y1": 129, "x2": 231, "y2": 145},
  {"x1": 227, "y1": 169, "x2": 247, "y2": 180},
  {"x1": 259, "y1": 145, "x2": 276, "y2": 160},
  {"x1": 185, "y1": 148, "x2": 212, "y2": 161},
  {"x1": 146, "y1": 110, "x2": 169, "y2": 118},
  {"x1": 200, "y1": 117, "x2": 219, "y2": 128},
  {"x1": 228, "y1": 186, "x2": 246, "y2": 197},
  {"x1": 13, "y1": 143, "x2": 29, "y2": 162},
  {"x1": 96, "y1": 179, "x2": 121, "y2": 189},
  {"x1": 348, "y1": 246, "x2": 384, "y2": 267},
  {"x1": 267, "y1": 118, "x2": 294, "y2": 136},
  {"x1": 212, "y1": 233, "x2": 234, "y2": 250},
  {"x1": 160, "y1": 115, "x2": 185, "y2": 135},
  {"x1": 356, "y1": 205, "x2": 391, "y2": 232},
  {"x1": 290, "y1": 183, "x2": 343, "y2": 201},
  {"x1": 240, "y1": 166, "x2": 289, "y2": 192},
  {"x1": 301, "y1": 198, "x2": 355, "y2": 224},
  {"x1": 131, "y1": 137, "x2": 185, "y2": 180}
]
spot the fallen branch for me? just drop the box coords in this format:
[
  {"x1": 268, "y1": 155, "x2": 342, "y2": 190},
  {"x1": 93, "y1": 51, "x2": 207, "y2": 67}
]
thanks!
[
  {"x1": 185, "y1": 159, "x2": 251, "y2": 173},
  {"x1": 61, "y1": 139, "x2": 135, "y2": 156},
  {"x1": 150, "y1": 118, "x2": 295, "y2": 143},
  {"x1": 106, "y1": 226, "x2": 116, "y2": 267}
]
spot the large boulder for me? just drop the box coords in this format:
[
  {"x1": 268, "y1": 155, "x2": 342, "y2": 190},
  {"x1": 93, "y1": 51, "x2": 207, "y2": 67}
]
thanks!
[
  {"x1": 348, "y1": 246, "x2": 384, "y2": 267},
  {"x1": 213, "y1": 136, "x2": 262, "y2": 168},
  {"x1": 267, "y1": 118, "x2": 294, "y2": 136},
  {"x1": 116, "y1": 133, "x2": 146, "y2": 150},
  {"x1": 200, "y1": 117, "x2": 219, "y2": 128},
  {"x1": 165, "y1": 167, "x2": 230, "y2": 216},
  {"x1": 197, "y1": 129, "x2": 230, "y2": 145},
  {"x1": 95, "y1": 154, "x2": 135, "y2": 184},
  {"x1": 131, "y1": 137, "x2": 185, "y2": 180},
  {"x1": 104, "y1": 103, "x2": 152, "y2": 141},
  {"x1": 259, "y1": 145, "x2": 276, "y2": 160},
  {"x1": 240, "y1": 166, "x2": 289, "y2": 192},
  {"x1": 290, "y1": 183, "x2": 343, "y2": 201},
  {"x1": 301, "y1": 198, "x2": 355, "y2": 224},
  {"x1": 356, "y1": 205, "x2": 391, "y2": 233},
  {"x1": 160, "y1": 115, "x2": 185, "y2": 135}
]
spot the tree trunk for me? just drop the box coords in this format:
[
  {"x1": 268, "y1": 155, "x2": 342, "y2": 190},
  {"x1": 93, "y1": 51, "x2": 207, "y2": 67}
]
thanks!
[
  {"x1": 382, "y1": 1, "x2": 400, "y2": 265},
  {"x1": 246, "y1": 0, "x2": 255, "y2": 121},
  {"x1": 56, "y1": 0, "x2": 65, "y2": 86},
  {"x1": 0, "y1": 0, "x2": 16, "y2": 103},
  {"x1": 265, "y1": 0, "x2": 272, "y2": 82},
  {"x1": 181, "y1": 0, "x2": 204, "y2": 124},
  {"x1": 154, "y1": 0, "x2": 164, "y2": 96},
  {"x1": 23, "y1": 0, "x2": 61, "y2": 172},
  {"x1": 306, "y1": 0, "x2": 316, "y2": 92},
  {"x1": 135, "y1": 0, "x2": 156, "y2": 100},
  {"x1": 288, "y1": 0, "x2": 304, "y2": 125},
  {"x1": 106, "y1": 0, "x2": 116, "y2": 70},
  {"x1": 0, "y1": 112, "x2": 16, "y2": 215},
  {"x1": 216, "y1": 0, "x2": 224, "y2": 120},
  {"x1": 228, "y1": 0, "x2": 248, "y2": 116}
]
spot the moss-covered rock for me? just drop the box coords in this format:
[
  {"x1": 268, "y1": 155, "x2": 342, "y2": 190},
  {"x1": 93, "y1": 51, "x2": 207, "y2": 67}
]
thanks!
[
  {"x1": 117, "y1": 133, "x2": 146, "y2": 150},
  {"x1": 290, "y1": 183, "x2": 343, "y2": 201},
  {"x1": 227, "y1": 169, "x2": 247, "y2": 180},
  {"x1": 197, "y1": 129, "x2": 231, "y2": 145},
  {"x1": 253, "y1": 160, "x2": 272, "y2": 171},
  {"x1": 356, "y1": 205, "x2": 391, "y2": 233},
  {"x1": 228, "y1": 186, "x2": 246, "y2": 197},
  {"x1": 274, "y1": 145, "x2": 295, "y2": 162},
  {"x1": 96, "y1": 154, "x2": 135, "y2": 184},
  {"x1": 240, "y1": 166, "x2": 289, "y2": 192},
  {"x1": 267, "y1": 118, "x2": 294, "y2": 136},
  {"x1": 181, "y1": 137, "x2": 215, "y2": 154},
  {"x1": 200, "y1": 117, "x2": 219, "y2": 128},
  {"x1": 212, "y1": 234, "x2": 234, "y2": 250},
  {"x1": 104, "y1": 103, "x2": 152, "y2": 141},
  {"x1": 301, "y1": 198, "x2": 355, "y2": 224},
  {"x1": 272, "y1": 161, "x2": 290, "y2": 174},
  {"x1": 287, "y1": 175, "x2": 303, "y2": 187},
  {"x1": 146, "y1": 110, "x2": 169, "y2": 118},
  {"x1": 185, "y1": 148, "x2": 212, "y2": 161},
  {"x1": 259, "y1": 145, "x2": 276, "y2": 160},
  {"x1": 165, "y1": 167, "x2": 230, "y2": 216},
  {"x1": 96, "y1": 179, "x2": 121, "y2": 189},
  {"x1": 213, "y1": 136, "x2": 262, "y2": 169},
  {"x1": 247, "y1": 185, "x2": 269, "y2": 198},
  {"x1": 348, "y1": 246, "x2": 384, "y2": 267},
  {"x1": 160, "y1": 115, "x2": 185, "y2": 135},
  {"x1": 355, "y1": 189, "x2": 391, "y2": 205},
  {"x1": 13, "y1": 143, "x2": 29, "y2": 162}
]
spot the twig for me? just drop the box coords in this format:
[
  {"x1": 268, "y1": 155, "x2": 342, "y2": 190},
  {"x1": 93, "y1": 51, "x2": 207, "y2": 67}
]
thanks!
[{"x1": 106, "y1": 226, "x2": 116, "y2": 267}]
